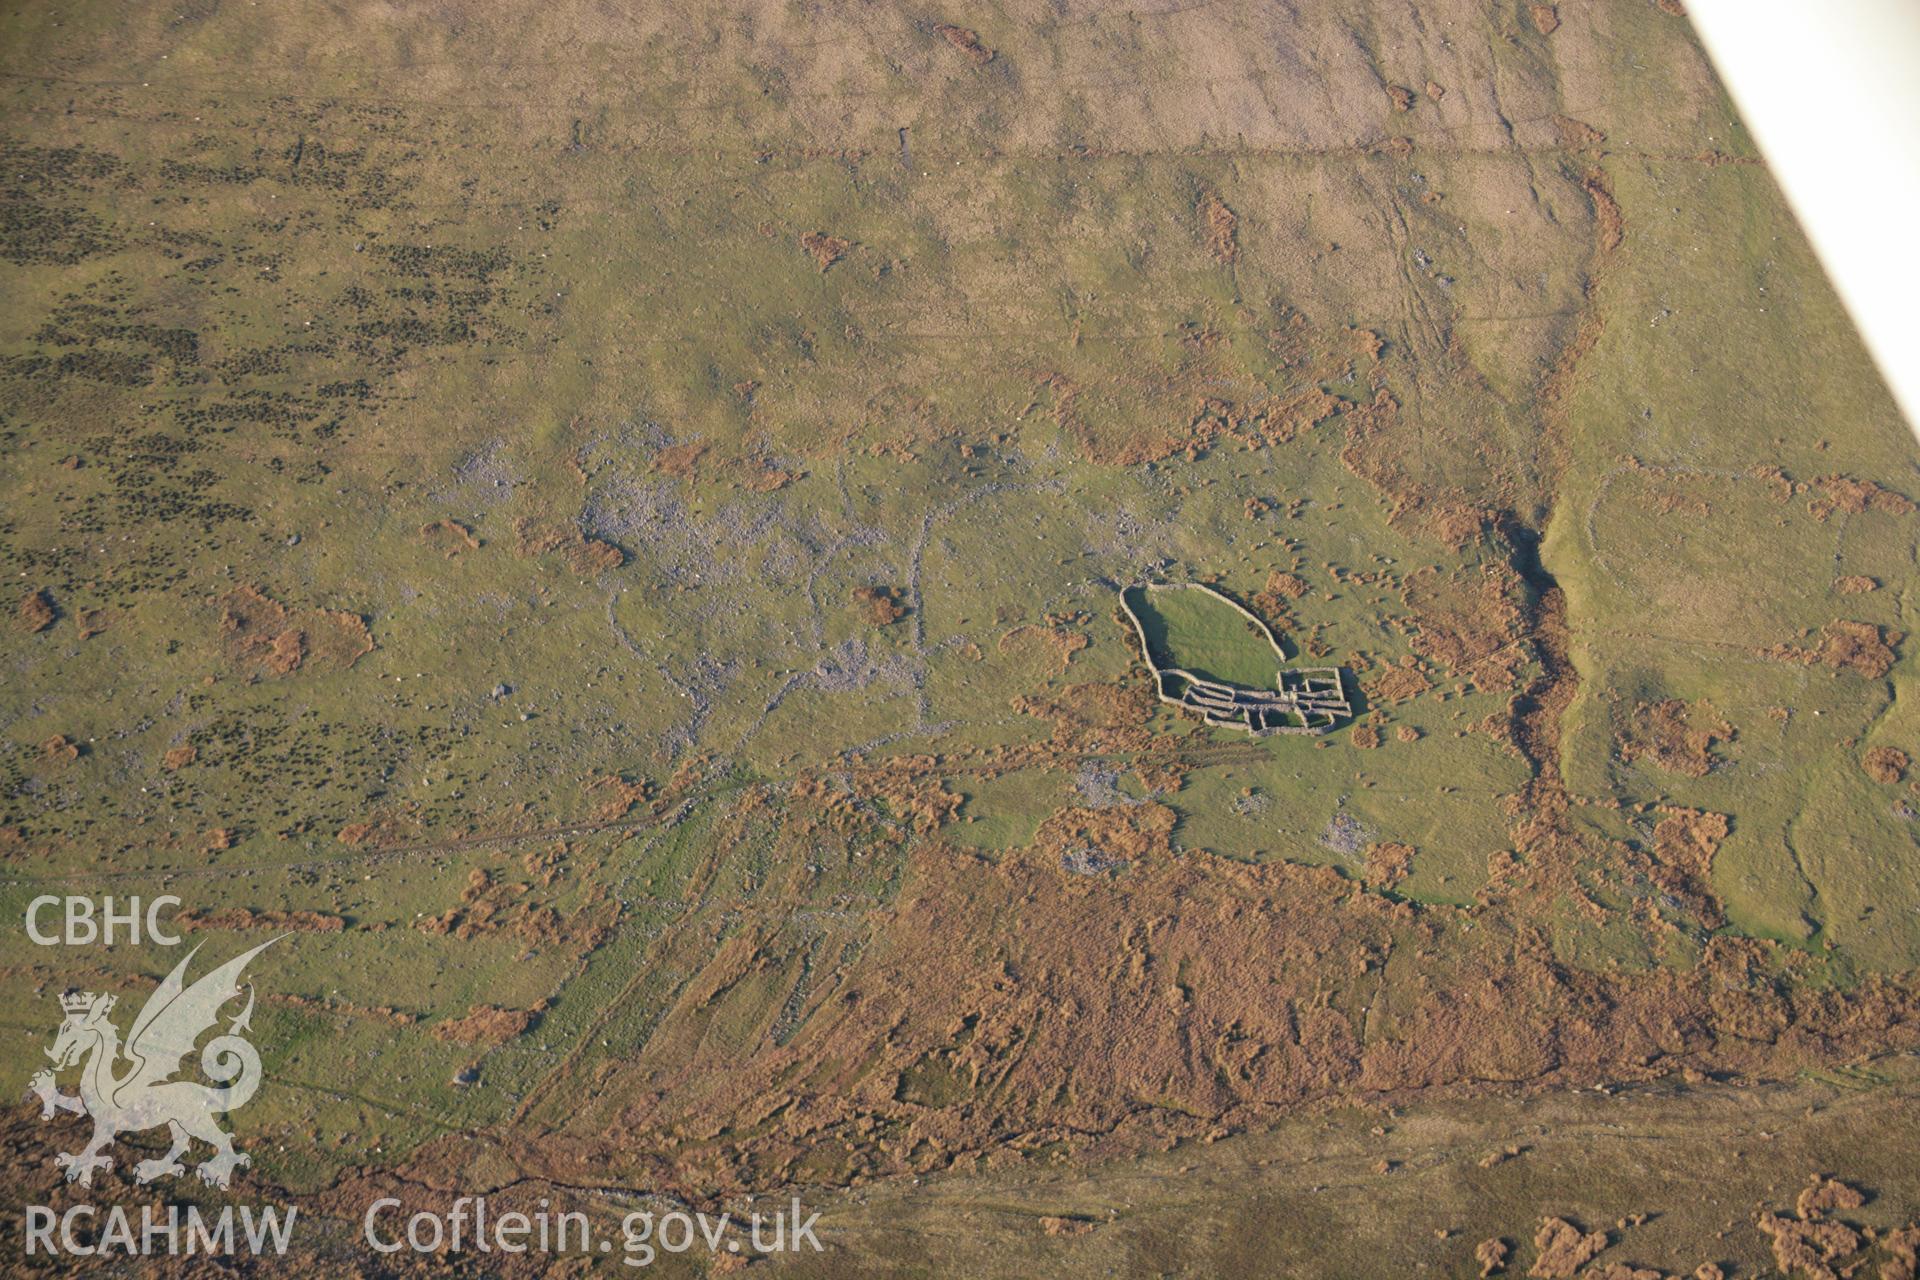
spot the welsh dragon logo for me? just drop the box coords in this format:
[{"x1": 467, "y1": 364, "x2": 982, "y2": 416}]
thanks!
[{"x1": 29, "y1": 938, "x2": 280, "y2": 1189}]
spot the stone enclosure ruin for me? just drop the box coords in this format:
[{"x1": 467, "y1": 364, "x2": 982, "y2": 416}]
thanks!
[{"x1": 1120, "y1": 583, "x2": 1351, "y2": 736}]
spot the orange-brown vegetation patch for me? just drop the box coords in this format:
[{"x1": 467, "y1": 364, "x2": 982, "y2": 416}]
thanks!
[
  {"x1": 512, "y1": 517, "x2": 624, "y2": 575},
  {"x1": 1552, "y1": 115, "x2": 1606, "y2": 148},
  {"x1": 934, "y1": 23, "x2": 995, "y2": 65},
  {"x1": 1386, "y1": 83, "x2": 1415, "y2": 112},
  {"x1": 1476, "y1": 1237, "x2": 1509, "y2": 1277},
  {"x1": 1795, "y1": 1174, "x2": 1866, "y2": 1220},
  {"x1": 161, "y1": 745, "x2": 196, "y2": 770},
  {"x1": 1014, "y1": 680, "x2": 1157, "y2": 751},
  {"x1": 1266, "y1": 570, "x2": 1310, "y2": 600},
  {"x1": 1834, "y1": 575, "x2": 1878, "y2": 594},
  {"x1": 1757, "y1": 1212, "x2": 1860, "y2": 1280},
  {"x1": 419, "y1": 518, "x2": 480, "y2": 557},
  {"x1": 417, "y1": 867, "x2": 613, "y2": 952},
  {"x1": 854, "y1": 585, "x2": 908, "y2": 626},
  {"x1": 1761, "y1": 620, "x2": 1899, "y2": 678},
  {"x1": 16, "y1": 588, "x2": 55, "y2": 633},
  {"x1": 334, "y1": 808, "x2": 423, "y2": 849},
  {"x1": 177, "y1": 907, "x2": 345, "y2": 932},
  {"x1": 1632, "y1": 472, "x2": 1711, "y2": 518},
  {"x1": 1250, "y1": 570, "x2": 1309, "y2": 628},
  {"x1": 1529, "y1": 1217, "x2": 1605, "y2": 1277},
  {"x1": 1229, "y1": 386, "x2": 1348, "y2": 450},
  {"x1": 1619, "y1": 699, "x2": 1733, "y2": 778},
  {"x1": 739, "y1": 460, "x2": 798, "y2": 492},
  {"x1": 1807, "y1": 474, "x2": 1914, "y2": 521},
  {"x1": 40, "y1": 735, "x2": 79, "y2": 762},
  {"x1": 1351, "y1": 724, "x2": 1381, "y2": 748},
  {"x1": 1199, "y1": 191, "x2": 1238, "y2": 264},
  {"x1": 1402, "y1": 565, "x2": 1528, "y2": 692},
  {"x1": 587, "y1": 773, "x2": 655, "y2": 822},
  {"x1": 1529, "y1": 3, "x2": 1560, "y2": 35},
  {"x1": 1134, "y1": 760, "x2": 1187, "y2": 795},
  {"x1": 1885, "y1": 1226, "x2": 1920, "y2": 1280},
  {"x1": 1863, "y1": 746, "x2": 1909, "y2": 784},
  {"x1": 1044, "y1": 346, "x2": 1350, "y2": 466},
  {"x1": 1425, "y1": 502, "x2": 1499, "y2": 547},
  {"x1": 1184, "y1": 389, "x2": 1345, "y2": 463},
  {"x1": 882, "y1": 773, "x2": 966, "y2": 834},
  {"x1": 218, "y1": 586, "x2": 373, "y2": 678},
  {"x1": 1365, "y1": 841, "x2": 1413, "y2": 889},
  {"x1": 1034, "y1": 802, "x2": 1177, "y2": 867},
  {"x1": 1650, "y1": 807, "x2": 1729, "y2": 920},
  {"x1": 1582, "y1": 168, "x2": 1623, "y2": 253},
  {"x1": 266, "y1": 629, "x2": 303, "y2": 673},
  {"x1": 795, "y1": 755, "x2": 965, "y2": 836},
  {"x1": 652, "y1": 440, "x2": 708, "y2": 479},
  {"x1": 1336, "y1": 391, "x2": 1499, "y2": 547},
  {"x1": 1000, "y1": 623, "x2": 1087, "y2": 673},
  {"x1": 372, "y1": 826, "x2": 1920, "y2": 1205},
  {"x1": 799, "y1": 231, "x2": 851, "y2": 272},
  {"x1": 433, "y1": 1003, "x2": 546, "y2": 1046},
  {"x1": 1750, "y1": 463, "x2": 1800, "y2": 500},
  {"x1": 1368, "y1": 658, "x2": 1431, "y2": 704}
]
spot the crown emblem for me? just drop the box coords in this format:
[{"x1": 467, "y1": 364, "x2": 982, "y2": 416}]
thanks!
[{"x1": 59, "y1": 991, "x2": 109, "y2": 1015}]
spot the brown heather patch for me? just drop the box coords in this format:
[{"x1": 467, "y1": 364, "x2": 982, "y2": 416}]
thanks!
[
  {"x1": 433, "y1": 1002, "x2": 548, "y2": 1046},
  {"x1": 419, "y1": 517, "x2": 480, "y2": 556},
  {"x1": 1401, "y1": 565, "x2": 1528, "y2": 693},
  {"x1": 934, "y1": 23, "x2": 995, "y2": 65},
  {"x1": 853, "y1": 585, "x2": 908, "y2": 626},
  {"x1": 217, "y1": 585, "x2": 373, "y2": 678},
  {"x1": 799, "y1": 230, "x2": 851, "y2": 272},
  {"x1": 1807, "y1": 473, "x2": 1914, "y2": 521},
  {"x1": 1619, "y1": 699, "x2": 1733, "y2": 778},
  {"x1": 1365, "y1": 841, "x2": 1413, "y2": 889},
  {"x1": 1761, "y1": 620, "x2": 1899, "y2": 679},
  {"x1": 1864, "y1": 746, "x2": 1909, "y2": 785},
  {"x1": 1368, "y1": 659, "x2": 1430, "y2": 704},
  {"x1": 16, "y1": 588, "x2": 55, "y2": 632},
  {"x1": 651, "y1": 440, "x2": 708, "y2": 478},
  {"x1": 512, "y1": 516, "x2": 624, "y2": 575},
  {"x1": 1529, "y1": 1217, "x2": 1604, "y2": 1277},
  {"x1": 177, "y1": 907, "x2": 345, "y2": 932},
  {"x1": 1265, "y1": 570, "x2": 1310, "y2": 599},
  {"x1": 1199, "y1": 190, "x2": 1238, "y2": 264},
  {"x1": 416, "y1": 867, "x2": 614, "y2": 952}
]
